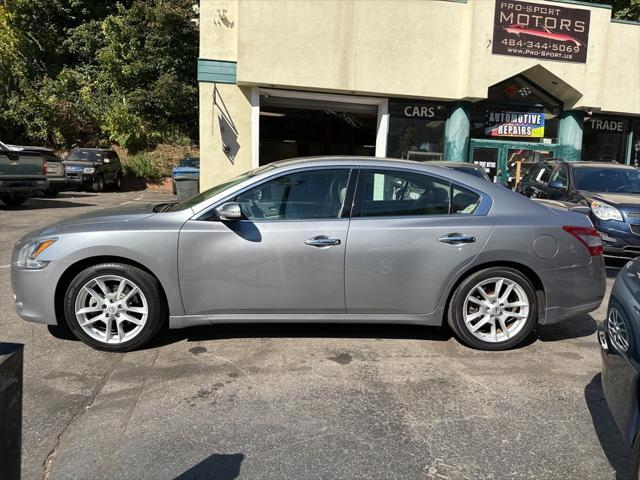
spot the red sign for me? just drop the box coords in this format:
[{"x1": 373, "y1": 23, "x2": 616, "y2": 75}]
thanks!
[{"x1": 492, "y1": 0, "x2": 590, "y2": 63}]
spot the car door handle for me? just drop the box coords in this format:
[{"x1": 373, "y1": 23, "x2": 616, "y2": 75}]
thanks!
[
  {"x1": 438, "y1": 233, "x2": 476, "y2": 245},
  {"x1": 305, "y1": 235, "x2": 341, "y2": 247}
]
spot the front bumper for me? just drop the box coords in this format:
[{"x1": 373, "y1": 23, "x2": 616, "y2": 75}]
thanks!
[
  {"x1": 596, "y1": 220, "x2": 640, "y2": 260},
  {"x1": 11, "y1": 262, "x2": 66, "y2": 325},
  {"x1": 599, "y1": 320, "x2": 640, "y2": 446}
]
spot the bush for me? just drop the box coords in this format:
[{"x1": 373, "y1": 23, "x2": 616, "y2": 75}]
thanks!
[{"x1": 123, "y1": 153, "x2": 161, "y2": 180}]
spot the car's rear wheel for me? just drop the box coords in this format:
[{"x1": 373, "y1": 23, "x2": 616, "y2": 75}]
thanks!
[
  {"x1": 448, "y1": 267, "x2": 537, "y2": 350},
  {"x1": 114, "y1": 172, "x2": 123, "y2": 191},
  {"x1": 63, "y1": 263, "x2": 166, "y2": 351},
  {"x1": 0, "y1": 195, "x2": 27, "y2": 206}
]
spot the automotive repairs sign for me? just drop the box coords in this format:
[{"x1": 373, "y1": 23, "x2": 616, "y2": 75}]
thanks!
[
  {"x1": 492, "y1": 0, "x2": 590, "y2": 63},
  {"x1": 485, "y1": 111, "x2": 545, "y2": 138}
]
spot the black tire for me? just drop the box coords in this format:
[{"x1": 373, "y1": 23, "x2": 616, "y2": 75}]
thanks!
[
  {"x1": 0, "y1": 195, "x2": 27, "y2": 206},
  {"x1": 92, "y1": 176, "x2": 104, "y2": 192},
  {"x1": 631, "y1": 433, "x2": 640, "y2": 480},
  {"x1": 114, "y1": 172, "x2": 123, "y2": 191},
  {"x1": 447, "y1": 267, "x2": 538, "y2": 351},
  {"x1": 44, "y1": 188, "x2": 60, "y2": 197},
  {"x1": 63, "y1": 263, "x2": 166, "y2": 352},
  {"x1": 172, "y1": 179, "x2": 176, "y2": 195}
]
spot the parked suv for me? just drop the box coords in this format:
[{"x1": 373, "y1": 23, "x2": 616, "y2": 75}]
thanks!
[
  {"x1": 7, "y1": 145, "x2": 67, "y2": 196},
  {"x1": 64, "y1": 148, "x2": 123, "y2": 192},
  {"x1": 0, "y1": 141, "x2": 48, "y2": 206},
  {"x1": 516, "y1": 160, "x2": 640, "y2": 259}
]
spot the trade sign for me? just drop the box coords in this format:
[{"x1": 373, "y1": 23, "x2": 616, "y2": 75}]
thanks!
[{"x1": 485, "y1": 111, "x2": 545, "y2": 138}]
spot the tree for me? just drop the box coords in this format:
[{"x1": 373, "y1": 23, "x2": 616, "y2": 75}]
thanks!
[{"x1": 0, "y1": 0, "x2": 198, "y2": 151}]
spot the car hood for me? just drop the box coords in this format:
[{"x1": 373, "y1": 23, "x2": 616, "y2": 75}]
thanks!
[
  {"x1": 578, "y1": 191, "x2": 640, "y2": 207},
  {"x1": 25, "y1": 202, "x2": 160, "y2": 239}
]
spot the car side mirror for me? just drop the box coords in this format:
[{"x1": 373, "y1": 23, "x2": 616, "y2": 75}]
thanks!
[
  {"x1": 548, "y1": 179, "x2": 566, "y2": 190},
  {"x1": 215, "y1": 202, "x2": 243, "y2": 221}
]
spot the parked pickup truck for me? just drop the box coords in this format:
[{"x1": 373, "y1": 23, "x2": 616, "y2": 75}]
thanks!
[{"x1": 0, "y1": 141, "x2": 48, "y2": 206}]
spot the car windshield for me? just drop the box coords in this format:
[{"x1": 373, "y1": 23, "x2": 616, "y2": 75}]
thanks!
[
  {"x1": 179, "y1": 157, "x2": 199, "y2": 168},
  {"x1": 572, "y1": 166, "x2": 640, "y2": 194},
  {"x1": 66, "y1": 150, "x2": 103, "y2": 162},
  {"x1": 167, "y1": 164, "x2": 277, "y2": 211}
]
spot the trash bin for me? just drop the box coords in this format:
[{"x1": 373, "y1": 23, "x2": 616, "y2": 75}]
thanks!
[{"x1": 174, "y1": 175, "x2": 199, "y2": 202}]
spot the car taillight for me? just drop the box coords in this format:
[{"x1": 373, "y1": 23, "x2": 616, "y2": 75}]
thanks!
[
  {"x1": 562, "y1": 226, "x2": 603, "y2": 256},
  {"x1": 43, "y1": 159, "x2": 47, "y2": 175}
]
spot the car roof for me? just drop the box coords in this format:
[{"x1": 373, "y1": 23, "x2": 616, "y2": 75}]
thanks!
[
  {"x1": 428, "y1": 161, "x2": 481, "y2": 168},
  {"x1": 69, "y1": 148, "x2": 113, "y2": 152},
  {"x1": 545, "y1": 159, "x2": 633, "y2": 169}
]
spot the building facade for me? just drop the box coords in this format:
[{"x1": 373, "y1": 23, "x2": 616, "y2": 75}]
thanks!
[{"x1": 198, "y1": 0, "x2": 640, "y2": 190}]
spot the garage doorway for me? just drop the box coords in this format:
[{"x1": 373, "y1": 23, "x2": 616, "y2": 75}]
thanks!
[{"x1": 252, "y1": 89, "x2": 389, "y2": 167}]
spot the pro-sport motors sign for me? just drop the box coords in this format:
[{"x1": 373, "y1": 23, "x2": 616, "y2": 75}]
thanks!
[{"x1": 492, "y1": 0, "x2": 590, "y2": 63}]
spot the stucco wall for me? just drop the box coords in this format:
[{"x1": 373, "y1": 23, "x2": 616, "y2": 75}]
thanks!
[
  {"x1": 199, "y1": 82, "x2": 253, "y2": 189},
  {"x1": 227, "y1": 0, "x2": 639, "y2": 114}
]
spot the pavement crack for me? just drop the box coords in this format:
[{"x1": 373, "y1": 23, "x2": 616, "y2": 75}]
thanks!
[{"x1": 42, "y1": 354, "x2": 124, "y2": 480}]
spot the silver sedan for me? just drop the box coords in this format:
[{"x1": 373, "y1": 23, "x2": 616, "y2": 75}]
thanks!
[{"x1": 11, "y1": 157, "x2": 606, "y2": 351}]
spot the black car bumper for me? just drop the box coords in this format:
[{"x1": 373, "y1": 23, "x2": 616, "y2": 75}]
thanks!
[
  {"x1": 599, "y1": 319, "x2": 640, "y2": 446},
  {"x1": 0, "y1": 179, "x2": 48, "y2": 194}
]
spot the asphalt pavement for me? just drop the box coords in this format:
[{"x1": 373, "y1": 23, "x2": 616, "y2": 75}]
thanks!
[{"x1": 0, "y1": 190, "x2": 632, "y2": 480}]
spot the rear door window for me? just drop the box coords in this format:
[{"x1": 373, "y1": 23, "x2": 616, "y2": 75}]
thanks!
[{"x1": 354, "y1": 169, "x2": 480, "y2": 217}]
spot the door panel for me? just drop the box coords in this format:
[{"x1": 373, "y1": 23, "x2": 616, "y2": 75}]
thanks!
[
  {"x1": 345, "y1": 216, "x2": 493, "y2": 314},
  {"x1": 178, "y1": 219, "x2": 349, "y2": 315}
]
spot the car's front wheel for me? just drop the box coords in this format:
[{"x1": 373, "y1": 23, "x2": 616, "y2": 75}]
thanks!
[
  {"x1": 92, "y1": 176, "x2": 104, "y2": 192},
  {"x1": 63, "y1": 263, "x2": 166, "y2": 351},
  {"x1": 448, "y1": 267, "x2": 537, "y2": 351}
]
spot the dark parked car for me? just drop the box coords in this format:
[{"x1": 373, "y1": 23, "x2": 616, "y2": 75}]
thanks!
[
  {"x1": 0, "y1": 141, "x2": 47, "y2": 206},
  {"x1": 598, "y1": 257, "x2": 640, "y2": 476},
  {"x1": 172, "y1": 156, "x2": 200, "y2": 194},
  {"x1": 429, "y1": 161, "x2": 491, "y2": 181},
  {"x1": 64, "y1": 148, "x2": 123, "y2": 192},
  {"x1": 7, "y1": 145, "x2": 67, "y2": 196},
  {"x1": 516, "y1": 160, "x2": 640, "y2": 259}
]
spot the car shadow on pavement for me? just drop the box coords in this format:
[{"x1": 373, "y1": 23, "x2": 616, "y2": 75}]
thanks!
[
  {"x1": 585, "y1": 373, "x2": 631, "y2": 480},
  {"x1": 150, "y1": 323, "x2": 454, "y2": 348},
  {"x1": 175, "y1": 453, "x2": 244, "y2": 480},
  {"x1": 0, "y1": 198, "x2": 97, "y2": 210},
  {"x1": 536, "y1": 314, "x2": 598, "y2": 342}
]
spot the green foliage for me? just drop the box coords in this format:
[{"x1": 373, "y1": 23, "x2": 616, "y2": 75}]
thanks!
[
  {"x1": 122, "y1": 152, "x2": 161, "y2": 180},
  {"x1": 0, "y1": 0, "x2": 198, "y2": 151}
]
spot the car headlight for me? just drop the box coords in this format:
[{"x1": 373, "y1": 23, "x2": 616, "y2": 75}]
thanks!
[
  {"x1": 14, "y1": 238, "x2": 57, "y2": 269},
  {"x1": 83, "y1": 167, "x2": 95, "y2": 174},
  {"x1": 591, "y1": 201, "x2": 623, "y2": 221}
]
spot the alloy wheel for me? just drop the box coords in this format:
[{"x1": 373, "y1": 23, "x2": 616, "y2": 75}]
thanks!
[
  {"x1": 608, "y1": 307, "x2": 629, "y2": 352},
  {"x1": 462, "y1": 277, "x2": 530, "y2": 343},
  {"x1": 74, "y1": 274, "x2": 148, "y2": 344}
]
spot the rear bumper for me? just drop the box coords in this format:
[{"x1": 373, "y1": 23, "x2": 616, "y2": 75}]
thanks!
[
  {"x1": 538, "y1": 257, "x2": 606, "y2": 325},
  {"x1": 0, "y1": 179, "x2": 48, "y2": 194}
]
